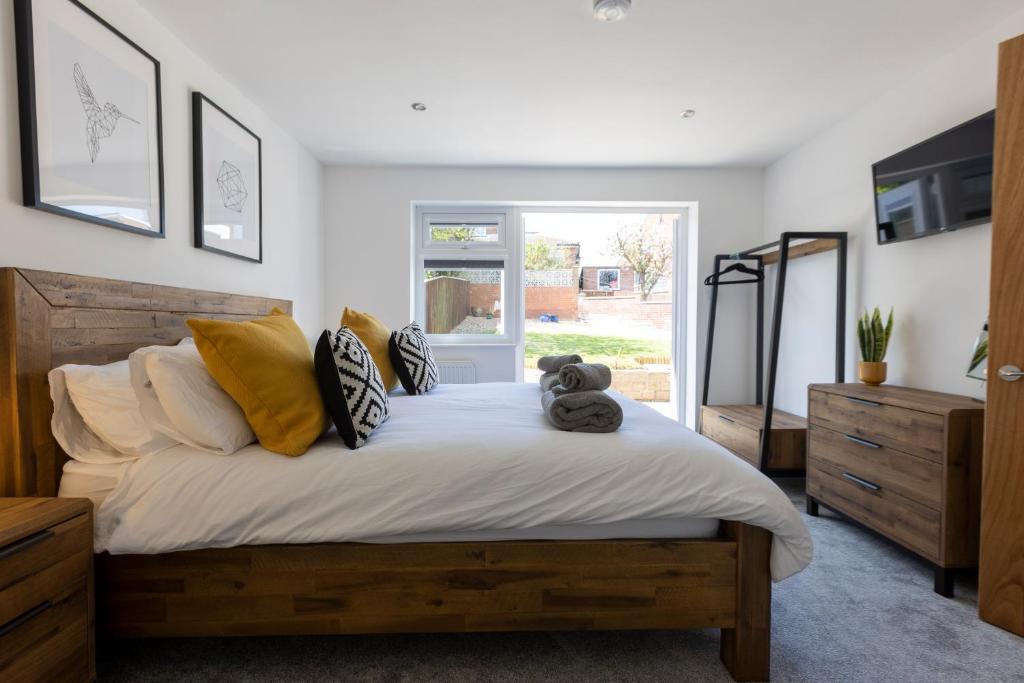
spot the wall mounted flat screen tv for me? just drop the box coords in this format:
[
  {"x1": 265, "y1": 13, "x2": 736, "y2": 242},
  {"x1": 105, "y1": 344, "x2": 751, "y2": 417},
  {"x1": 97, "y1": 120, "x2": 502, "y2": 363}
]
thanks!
[{"x1": 873, "y1": 111, "x2": 995, "y2": 245}]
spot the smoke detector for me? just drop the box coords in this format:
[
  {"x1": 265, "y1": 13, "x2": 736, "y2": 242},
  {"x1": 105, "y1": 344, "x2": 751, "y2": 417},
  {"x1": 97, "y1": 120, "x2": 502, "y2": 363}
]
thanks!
[{"x1": 593, "y1": 0, "x2": 631, "y2": 22}]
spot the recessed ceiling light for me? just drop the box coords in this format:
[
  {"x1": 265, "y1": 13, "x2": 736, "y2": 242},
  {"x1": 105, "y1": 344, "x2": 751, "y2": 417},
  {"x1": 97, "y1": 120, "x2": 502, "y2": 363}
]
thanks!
[
  {"x1": 411, "y1": 102, "x2": 427, "y2": 111},
  {"x1": 680, "y1": 109, "x2": 696, "y2": 119},
  {"x1": 593, "y1": 0, "x2": 631, "y2": 22}
]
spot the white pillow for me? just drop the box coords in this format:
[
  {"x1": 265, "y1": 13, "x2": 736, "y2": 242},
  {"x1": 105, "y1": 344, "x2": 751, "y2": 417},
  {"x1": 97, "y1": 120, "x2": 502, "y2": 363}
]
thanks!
[
  {"x1": 55, "y1": 360, "x2": 177, "y2": 460},
  {"x1": 49, "y1": 367, "x2": 127, "y2": 464},
  {"x1": 129, "y1": 342, "x2": 255, "y2": 455}
]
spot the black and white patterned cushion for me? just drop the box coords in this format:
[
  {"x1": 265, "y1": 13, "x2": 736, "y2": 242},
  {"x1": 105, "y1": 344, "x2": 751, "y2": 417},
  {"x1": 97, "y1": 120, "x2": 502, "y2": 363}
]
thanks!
[
  {"x1": 388, "y1": 322, "x2": 438, "y2": 395},
  {"x1": 314, "y1": 327, "x2": 390, "y2": 449}
]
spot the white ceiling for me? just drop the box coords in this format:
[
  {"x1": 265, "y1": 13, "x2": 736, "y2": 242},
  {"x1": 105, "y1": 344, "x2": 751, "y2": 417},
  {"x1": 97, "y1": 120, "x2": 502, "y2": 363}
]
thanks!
[{"x1": 139, "y1": 0, "x2": 1018, "y2": 167}]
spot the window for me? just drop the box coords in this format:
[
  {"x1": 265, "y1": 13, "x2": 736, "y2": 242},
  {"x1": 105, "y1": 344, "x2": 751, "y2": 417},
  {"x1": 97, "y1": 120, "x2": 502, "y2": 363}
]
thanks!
[
  {"x1": 422, "y1": 259, "x2": 505, "y2": 336},
  {"x1": 423, "y1": 213, "x2": 505, "y2": 249},
  {"x1": 597, "y1": 268, "x2": 620, "y2": 291},
  {"x1": 414, "y1": 207, "x2": 517, "y2": 343},
  {"x1": 635, "y1": 271, "x2": 670, "y2": 294}
]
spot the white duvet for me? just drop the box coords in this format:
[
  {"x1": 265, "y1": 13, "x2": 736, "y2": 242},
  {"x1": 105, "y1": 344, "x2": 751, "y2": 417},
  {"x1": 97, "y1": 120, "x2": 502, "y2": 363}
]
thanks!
[{"x1": 95, "y1": 383, "x2": 812, "y2": 581}]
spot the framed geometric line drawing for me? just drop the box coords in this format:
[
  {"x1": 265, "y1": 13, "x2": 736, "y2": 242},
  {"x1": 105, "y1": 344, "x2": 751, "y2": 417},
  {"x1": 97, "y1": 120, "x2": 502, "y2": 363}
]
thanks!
[
  {"x1": 192, "y1": 92, "x2": 262, "y2": 263},
  {"x1": 14, "y1": 0, "x2": 165, "y2": 237}
]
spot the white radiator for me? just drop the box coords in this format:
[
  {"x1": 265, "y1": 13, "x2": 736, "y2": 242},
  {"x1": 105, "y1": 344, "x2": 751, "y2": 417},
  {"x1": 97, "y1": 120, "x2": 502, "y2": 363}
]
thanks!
[{"x1": 437, "y1": 360, "x2": 477, "y2": 384}]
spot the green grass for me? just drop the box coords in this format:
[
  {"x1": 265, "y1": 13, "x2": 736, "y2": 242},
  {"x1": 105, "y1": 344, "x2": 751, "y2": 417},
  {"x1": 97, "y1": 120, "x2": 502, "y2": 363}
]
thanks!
[{"x1": 524, "y1": 332, "x2": 670, "y2": 369}]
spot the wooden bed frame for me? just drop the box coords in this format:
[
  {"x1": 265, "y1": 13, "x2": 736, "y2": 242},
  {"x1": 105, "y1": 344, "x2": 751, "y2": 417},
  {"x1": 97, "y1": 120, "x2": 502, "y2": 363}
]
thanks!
[{"x1": 0, "y1": 267, "x2": 772, "y2": 681}]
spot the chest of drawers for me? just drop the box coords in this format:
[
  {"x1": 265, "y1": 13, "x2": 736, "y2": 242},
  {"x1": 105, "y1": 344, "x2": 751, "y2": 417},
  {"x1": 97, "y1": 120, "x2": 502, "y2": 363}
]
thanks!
[
  {"x1": 806, "y1": 384, "x2": 984, "y2": 597},
  {"x1": 0, "y1": 498, "x2": 94, "y2": 682},
  {"x1": 700, "y1": 404, "x2": 807, "y2": 471}
]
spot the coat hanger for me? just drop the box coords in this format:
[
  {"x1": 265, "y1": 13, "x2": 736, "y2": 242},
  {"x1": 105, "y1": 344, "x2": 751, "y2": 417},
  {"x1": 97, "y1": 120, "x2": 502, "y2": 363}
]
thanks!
[{"x1": 704, "y1": 262, "x2": 763, "y2": 286}]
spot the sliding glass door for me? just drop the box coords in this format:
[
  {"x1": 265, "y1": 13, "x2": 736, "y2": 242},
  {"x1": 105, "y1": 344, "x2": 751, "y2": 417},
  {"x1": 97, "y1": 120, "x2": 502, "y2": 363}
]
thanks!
[{"x1": 522, "y1": 211, "x2": 681, "y2": 420}]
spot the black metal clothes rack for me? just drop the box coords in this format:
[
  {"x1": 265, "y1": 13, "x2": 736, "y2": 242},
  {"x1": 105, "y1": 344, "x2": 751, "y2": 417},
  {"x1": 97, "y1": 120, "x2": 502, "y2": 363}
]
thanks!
[{"x1": 702, "y1": 231, "x2": 848, "y2": 472}]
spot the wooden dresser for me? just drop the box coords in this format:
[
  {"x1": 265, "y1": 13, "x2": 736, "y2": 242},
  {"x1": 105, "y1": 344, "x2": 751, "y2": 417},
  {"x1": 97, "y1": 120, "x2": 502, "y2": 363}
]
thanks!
[
  {"x1": 701, "y1": 404, "x2": 807, "y2": 471},
  {"x1": 806, "y1": 384, "x2": 984, "y2": 597},
  {"x1": 0, "y1": 498, "x2": 94, "y2": 682}
]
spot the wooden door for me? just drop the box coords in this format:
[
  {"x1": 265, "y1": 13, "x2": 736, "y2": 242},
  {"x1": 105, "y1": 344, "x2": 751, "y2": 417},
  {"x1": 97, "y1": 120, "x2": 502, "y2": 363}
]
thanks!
[{"x1": 979, "y1": 32, "x2": 1024, "y2": 636}]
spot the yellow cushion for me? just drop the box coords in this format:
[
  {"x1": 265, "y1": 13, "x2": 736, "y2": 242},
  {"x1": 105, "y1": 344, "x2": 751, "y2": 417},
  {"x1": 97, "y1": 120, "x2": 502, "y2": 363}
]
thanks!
[
  {"x1": 340, "y1": 307, "x2": 398, "y2": 392},
  {"x1": 187, "y1": 309, "x2": 327, "y2": 456}
]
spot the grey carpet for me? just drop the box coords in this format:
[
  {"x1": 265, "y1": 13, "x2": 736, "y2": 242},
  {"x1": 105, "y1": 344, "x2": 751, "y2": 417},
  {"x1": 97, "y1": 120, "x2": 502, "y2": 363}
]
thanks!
[{"x1": 97, "y1": 479, "x2": 1024, "y2": 682}]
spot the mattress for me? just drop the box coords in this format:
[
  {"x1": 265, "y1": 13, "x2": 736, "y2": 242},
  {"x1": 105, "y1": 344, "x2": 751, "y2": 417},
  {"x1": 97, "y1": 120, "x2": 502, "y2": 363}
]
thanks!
[
  {"x1": 80, "y1": 382, "x2": 812, "y2": 580},
  {"x1": 60, "y1": 459, "x2": 719, "y2": 541}
]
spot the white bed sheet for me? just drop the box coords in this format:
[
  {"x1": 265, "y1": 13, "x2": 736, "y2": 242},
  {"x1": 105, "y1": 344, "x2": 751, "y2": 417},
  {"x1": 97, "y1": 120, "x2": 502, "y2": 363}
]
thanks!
[
  {"x1": 61, "y1": 460, "x2": 719, "y2": 541},
  {"x1": 91, "y1": 383, "x2": 813, "y2": 581},
  {"x1": 59, "y1": 460, "x2": 131, "y2": 508}
]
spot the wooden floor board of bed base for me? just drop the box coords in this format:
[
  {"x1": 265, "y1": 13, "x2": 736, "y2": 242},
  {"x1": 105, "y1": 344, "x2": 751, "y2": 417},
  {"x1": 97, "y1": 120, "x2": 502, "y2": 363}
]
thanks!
[{"x1": 96, "y1": 523, "x2": 771, "y2": 682}]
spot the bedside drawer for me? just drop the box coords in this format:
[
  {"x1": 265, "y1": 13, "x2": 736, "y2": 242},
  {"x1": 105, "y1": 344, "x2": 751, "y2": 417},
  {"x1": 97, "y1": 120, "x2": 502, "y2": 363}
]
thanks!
[
  {"x1": 809, "y1": 390, "x2": 945, "y2": 462},
  {"x1": 700, "y1": 407, "x2": 758, "y2": 465},
  {"x1": 807, "y1": 425, "x2": 942, "y2": 509},
  {"x1": 0, "y1": 585, "x2": 90, "y2": 682},
  {"x1": 0, "y1": 513, "x2": 91, "y2": 626},
  {"x1": 808, "y1": 457, "x2": 941, "y2": 560}
]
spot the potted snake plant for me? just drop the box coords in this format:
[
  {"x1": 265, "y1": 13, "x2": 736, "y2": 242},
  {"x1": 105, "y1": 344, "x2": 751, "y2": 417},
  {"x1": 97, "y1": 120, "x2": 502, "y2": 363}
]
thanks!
[{"x1": 857, "y1": 307, "x2": 894, "y2": 385}]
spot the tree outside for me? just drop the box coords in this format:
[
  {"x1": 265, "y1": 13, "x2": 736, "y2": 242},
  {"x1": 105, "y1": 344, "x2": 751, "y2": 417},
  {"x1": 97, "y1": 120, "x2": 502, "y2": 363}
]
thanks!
[
  {"x1": 609, "y1": 222, "x2": 673, "y2": 301},
  {"x1": 525, "y1": 240, "x2": 566, "y2": 271}
]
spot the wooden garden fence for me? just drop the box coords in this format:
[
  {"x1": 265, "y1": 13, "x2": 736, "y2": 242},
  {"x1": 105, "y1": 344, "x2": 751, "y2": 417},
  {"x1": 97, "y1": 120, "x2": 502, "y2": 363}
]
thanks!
[{"x1": 425, "y1": 276, "x2": 469, "y2": 333}]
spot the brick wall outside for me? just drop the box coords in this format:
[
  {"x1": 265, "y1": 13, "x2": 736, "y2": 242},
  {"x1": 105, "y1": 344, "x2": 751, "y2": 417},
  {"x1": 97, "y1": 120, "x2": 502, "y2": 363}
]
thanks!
[
  {"x1": 578, "y1": 296, "x2": 672, "y2": 330},
  {"x1": 526, "y1": 286, "x2": 578, "y2": 320},
  {"x1": 468, "y1": 283, "x2": 501, "y2": 318},
  {"x1": 466, "y1": 284, "x2": 667, "y2": 326},
  {"x1": 467, "y1": 284, "x2": 580, "y2": 321}
]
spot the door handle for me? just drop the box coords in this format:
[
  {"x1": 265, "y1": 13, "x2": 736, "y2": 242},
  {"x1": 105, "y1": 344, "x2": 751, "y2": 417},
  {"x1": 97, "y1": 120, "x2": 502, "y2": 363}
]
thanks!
[
  {"x1": 718, "y1": 414, "x2": 735, "y2": 424},
  {"x1": 998, "y1": 365, "x2": 1024, "y2": 382}
]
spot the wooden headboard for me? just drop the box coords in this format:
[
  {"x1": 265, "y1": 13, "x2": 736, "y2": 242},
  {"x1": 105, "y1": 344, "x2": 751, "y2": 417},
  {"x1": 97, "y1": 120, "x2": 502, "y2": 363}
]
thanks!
[{"x1": 0, "y1": 268, "x2": 292, "y2": 498}]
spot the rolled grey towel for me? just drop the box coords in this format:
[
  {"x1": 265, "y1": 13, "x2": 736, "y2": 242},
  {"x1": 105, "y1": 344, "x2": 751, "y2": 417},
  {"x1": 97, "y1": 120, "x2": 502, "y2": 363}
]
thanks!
[
  {"x1": 556, "y1": 363, "x2": 611, "y2": 394},
  {"x1": 537, "y1": 354, "x2": 583, "y2": 372},
  {"x1": 541, "y1": 389, "x2": 623, "y2": 433},
  {"x1": 539, "y1": 372, "x2": 561, "y2": 392}
]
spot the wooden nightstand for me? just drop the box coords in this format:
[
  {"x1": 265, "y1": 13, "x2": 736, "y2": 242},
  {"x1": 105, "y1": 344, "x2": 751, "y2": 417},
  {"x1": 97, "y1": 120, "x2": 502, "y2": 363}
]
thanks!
[{"x1": 0, "y1": 498, "x2": 94, "y2": 682}]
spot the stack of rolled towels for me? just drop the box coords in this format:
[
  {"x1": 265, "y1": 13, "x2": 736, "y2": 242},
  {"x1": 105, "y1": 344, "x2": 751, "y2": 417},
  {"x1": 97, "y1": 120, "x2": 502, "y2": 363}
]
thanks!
[{"x1": 537, "y1": 355, "x2": 623, "y2": 433}]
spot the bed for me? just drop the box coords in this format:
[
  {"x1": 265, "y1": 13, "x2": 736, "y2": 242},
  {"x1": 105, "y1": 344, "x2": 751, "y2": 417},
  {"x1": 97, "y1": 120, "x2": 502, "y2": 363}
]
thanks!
[{"x1": 0, "y1": 267, "x2": 811, "y2": 682}]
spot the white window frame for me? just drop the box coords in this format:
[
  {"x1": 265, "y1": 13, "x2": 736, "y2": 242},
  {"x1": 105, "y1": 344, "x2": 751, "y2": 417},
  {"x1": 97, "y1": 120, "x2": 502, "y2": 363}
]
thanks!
[
  {"x1": 414, "y1": 205, "x2": 519, "y2": 346},
  {"x1": 421, "y1": 212, "x2": 507, "y2": 250}
]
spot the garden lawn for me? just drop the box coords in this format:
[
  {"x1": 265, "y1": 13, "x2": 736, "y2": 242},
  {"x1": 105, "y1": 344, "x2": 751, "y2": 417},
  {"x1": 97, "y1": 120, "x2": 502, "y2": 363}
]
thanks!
[{"x1": 524, "y1": 331, "x2": 670, "y2": 369}]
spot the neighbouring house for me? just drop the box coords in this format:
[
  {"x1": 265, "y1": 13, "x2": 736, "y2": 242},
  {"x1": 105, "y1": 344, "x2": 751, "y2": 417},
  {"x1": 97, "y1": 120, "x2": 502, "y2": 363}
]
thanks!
[
  {"x1": 580, "y1": 213, "x2": 673, "y2": 300},
  {"x1": 580, "y1": 263, "x2": 637, "y2": 297}
]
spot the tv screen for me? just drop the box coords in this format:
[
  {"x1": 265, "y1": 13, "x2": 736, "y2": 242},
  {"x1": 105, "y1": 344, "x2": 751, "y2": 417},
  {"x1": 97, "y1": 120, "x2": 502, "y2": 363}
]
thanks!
[{"x1": 873, "y1": 111, "x2": 995, "y2": 245}]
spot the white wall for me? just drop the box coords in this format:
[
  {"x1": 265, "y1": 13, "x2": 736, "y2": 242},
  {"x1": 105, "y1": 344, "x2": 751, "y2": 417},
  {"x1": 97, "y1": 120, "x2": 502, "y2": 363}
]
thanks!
[
  {"x1": 762, "y1": 12, "x2": 1024, "y2": 415},
  {"x1": 0, "y1": 0, "x2": 324, "y2": 331},
  {"x1": 324, "y1": 166, "x2": 764, "y2": 417}
]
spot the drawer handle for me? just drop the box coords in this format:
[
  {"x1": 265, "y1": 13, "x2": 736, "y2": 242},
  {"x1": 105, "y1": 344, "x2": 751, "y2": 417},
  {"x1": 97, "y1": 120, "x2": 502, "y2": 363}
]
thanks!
[
  {"x1": 718, "y1": 415, "x2": 736, "y2": 424},
  {"x1": 843, "y1": 471, "x2": 881, "y2": 491},
  {"x1": 0, "y1": 600, "x2": 51, "y2": 637},
  {"x1": 0, "y1": 529, "x2": 54, "y2": 561},
  {"x1": 844, "y1": 434, "x2": 881, "y2": 449},
  {"x1": 845, "y1": 396, "x2": 882, "y2": 408}
]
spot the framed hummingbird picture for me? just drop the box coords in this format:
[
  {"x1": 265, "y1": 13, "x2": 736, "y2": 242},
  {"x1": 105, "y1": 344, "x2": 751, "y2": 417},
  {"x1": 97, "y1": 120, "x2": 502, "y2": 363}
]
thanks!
[
  {"x1": 192, "y1": 92, "x2": 262, "y2": 262},
  {"x1": 14, "y1": 0, "x2": 164, "y2": 237}
]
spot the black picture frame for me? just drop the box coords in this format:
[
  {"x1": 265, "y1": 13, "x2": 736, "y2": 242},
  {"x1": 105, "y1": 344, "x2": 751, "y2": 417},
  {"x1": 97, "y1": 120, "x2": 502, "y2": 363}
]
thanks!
[
  {"x1": 14, "y1": 0, "x2": 165, "y2": 237},
  {"x1": 192, "y1": 92, "x2": 263, "y2": 263}
]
